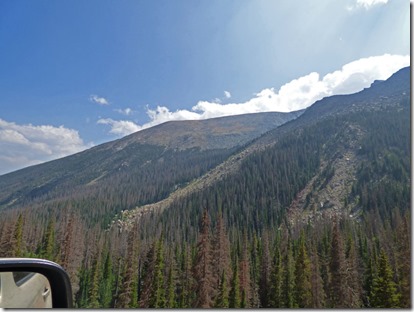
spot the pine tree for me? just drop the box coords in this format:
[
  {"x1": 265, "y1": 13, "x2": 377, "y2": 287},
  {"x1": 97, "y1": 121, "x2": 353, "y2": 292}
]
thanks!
[
  {"x1": 40, "y1": 218, "x2": 55, "y2": 261},
  {"x1": 12, "y1": 213, "x2": 24, "y2": 257},
  {"x1": 309, "y1": 243, "x2": 326, "y2": 308},
  {"x1": 249, "y1": 233, "x2": 261, "y2": 308},
  {"x1": 229, "y1": 260, "x2": 241, "y2": 308},
  {"x1": 344, "y1": 238, "x2": 362, "y2": 307},
  {"x1": 166, "y1": 258, "x2": 177, "y2": 308},
  {"x1": 269, "y1": 244, "x2": 283, "y2": 307},
  {"x1": 363, "y1": 256, "x2": 376, "y2": 307},
  {"x1": 281, "y1": 239, "x2": 296, "y2": 308},
  {"x1": 100, "y1": 251, "x2": 115, "y2": 308},
  {"x1": 177, "y1": 244, "x2": 193, "y2": 308},
  {"x1": 212, "y1": 213, "x2": 232, "y2": 299},
  {"x1": 150, "y1": 238, "x2": 166, "y2": 308},
  {"x1": 294, "y1": 233, "x2": 312, "y2": 308},
  {"x1": 192, "y1": 209, "x2": 214, "y2": 308},
  {"x1": 258, "y1": 231, "x2": 271, "y2": 307},
  {"x1": 139, "y1": 241, "x2": 156, "y2": 308},
  {"x1": 328, "y1": 221, "x2": 346, "y2": 308},
  {"x1": 215, "y1": 271, "x2": 229, "y2": 308},
  {"x1": 394, "y1": 211, "x2": 410, "y2": 307},
  {"x1": 370, "y1": 249, "x2": 401, "y2": 308},
  {"x1": 116, "y1": 223, "x2": 139, "y2": 308},
  {"x1": 0, "y1": 222, "x2": 14, "y2": 257},
  {"x1": 87, "y1": 251, "x2": 101, "y2": 308},
  {"x1": 239, "y1": 234, "x2": 252, "y2": 308}
]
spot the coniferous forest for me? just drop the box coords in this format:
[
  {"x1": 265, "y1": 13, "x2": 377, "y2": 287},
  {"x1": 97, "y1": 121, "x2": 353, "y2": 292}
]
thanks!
[{"x1": 0, "y1": 67, "x2": 410, "y2": 308}]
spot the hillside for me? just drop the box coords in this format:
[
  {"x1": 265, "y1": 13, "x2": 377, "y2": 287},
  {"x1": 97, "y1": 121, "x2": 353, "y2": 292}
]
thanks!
[
  {"x1": 0, "y1": 67, "x2": 410, "y2": 308},
  {"x1": 0, "y1": 110, "x2": 301, "y2": 223},
  {"x1": 119, "y1": 66, "x2": 410, "y2": 230}
]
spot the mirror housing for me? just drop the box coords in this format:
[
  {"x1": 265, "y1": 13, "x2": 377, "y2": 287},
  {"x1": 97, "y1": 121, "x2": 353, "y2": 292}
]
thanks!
[{"x1": 0, "y1": 258, "x2": 73, "y2": 308}]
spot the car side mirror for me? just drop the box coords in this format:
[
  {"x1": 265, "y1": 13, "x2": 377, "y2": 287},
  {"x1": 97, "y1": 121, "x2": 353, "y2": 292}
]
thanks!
[{"x1": 0, "y1": 258, "x2": 73, "y2": 308}]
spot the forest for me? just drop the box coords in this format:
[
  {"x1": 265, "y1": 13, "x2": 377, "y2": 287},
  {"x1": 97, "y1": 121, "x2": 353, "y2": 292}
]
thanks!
[{"x1": 0, "y1": 69, "x2": 410, "y2": 308}]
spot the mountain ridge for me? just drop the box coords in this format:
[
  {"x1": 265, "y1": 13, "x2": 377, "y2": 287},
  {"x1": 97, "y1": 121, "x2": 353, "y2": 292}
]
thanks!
[
  {"x1": 116, "y1": 66, "x2": 410, "y2": 229},
  {"x1": 0, "y1": 110, "x2": 302, "y2": 213}
]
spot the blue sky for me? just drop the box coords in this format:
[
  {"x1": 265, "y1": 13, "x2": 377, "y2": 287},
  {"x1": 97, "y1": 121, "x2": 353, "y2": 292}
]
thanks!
[{"x1": 0, "y1": 0, "x2": 410, "y2": 174}]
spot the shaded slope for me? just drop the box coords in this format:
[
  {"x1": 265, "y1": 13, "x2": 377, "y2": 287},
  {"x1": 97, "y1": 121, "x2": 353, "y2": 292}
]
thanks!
[{"x1": 0, "y1": 111, "x2": 301, "y2": 222}]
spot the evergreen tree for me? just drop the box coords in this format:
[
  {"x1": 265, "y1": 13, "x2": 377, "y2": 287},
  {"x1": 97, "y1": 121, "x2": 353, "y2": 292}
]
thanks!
[
  {"x1": 363, "y1": 257, "x2": 375, "y2": 307},
  {"x1": 281, "y1": 239, "x2": 297, "y2": 308},
  {"x1": 239, "y1": 234, "x2": 252, "y2": 308},
  {"x1": 215, "y1": 271, "x2": 229, "y2": 308},
  {"x1": 370, "y1": 249, "x2": 401, "y2": 308},
  {"x1": 139, "y1": 241, "x2": 156, "y2": 308},
  {"x1": 309, "y1": 243, "x2": 326, "y2": 308},
  {"x1": 87, "y1": 251, "x2": 101, "y2": 308},
  {"x1": 212, "y1": 212, "x2": 232, "y2": 294},
  {"x1": 100, "y1": 251, "x2": 115, "y2": 308},
  {"x1": 294, "y1": 233, "x2": 312, "y2": 308},
  {"x1": 40, "y1": 218, "x2": 55, "y2": 261},
  {"x1": 328, "y1": 221, "x2": 346, "y2": 308},
  {"x1": 344, "y1": 238, "x2": 362, "y2": 307},
  {"x1": 229, "y1": 260, "x2": 241, "y2": 308},
  {"x1": 12, "y1": 213, "x2": 24, "y2": 257},
  {"x1": 269, "y1": 244, "x2": 283, "y2": 307},
  {"x1": 177, "y1": 244, "x2": 193, "y2": 308},
  {"x1": 116, "y1": 223, "x2": 139, "y2": 308},
  {"x1": 258, "y1": 231, "x2": 271, "y2": 307},
  {"x1": 192, "y1": 210, "x2": 214, "y2": 308},
  {"x1": 394, "y1": 211, "x2": 410, "y2": 307},
  {"x1": 166, "y1": 259, "x2": 177, "y2": 308}
]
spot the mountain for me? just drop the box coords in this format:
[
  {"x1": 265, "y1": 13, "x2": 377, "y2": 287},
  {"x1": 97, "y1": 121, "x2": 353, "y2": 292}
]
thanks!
[
  {"x1": 0, "y1": 67, "x2": 410, "y2": 309},
  {"x1": 116, "y1": 111, "x2": 304, "y2": 151},
  {"x1": 120, "y1": 66, "x2": 410, "y2": 231},
  {"x1": 0, "y1": 110, "x2": 302, "y2": 221}
]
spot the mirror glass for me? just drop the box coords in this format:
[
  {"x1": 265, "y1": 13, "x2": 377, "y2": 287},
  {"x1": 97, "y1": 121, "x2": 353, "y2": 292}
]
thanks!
[{"x1": 0, "y1": 272, "x2": 52, "y2": 308}]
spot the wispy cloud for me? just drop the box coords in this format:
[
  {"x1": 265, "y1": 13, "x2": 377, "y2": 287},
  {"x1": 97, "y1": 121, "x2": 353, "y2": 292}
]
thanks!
[
  {"x1": 224, "y1": 90, "x2": 231, "y2": 99},
  {"x1": 348, "y1": 0, "x2": 388, "y2": 10},
  {"x1": 0, "y1": 119, "x2": 92, "y2": 175},
  {"x1": 89, "y1": 94, "x2": 109, "y2": 105},
  {"x1": 98, "y1": 54, "x2": 409, "y2": 137},
  {"x1": 114, "y1": 108, "x2": 134, "y2": 116}
]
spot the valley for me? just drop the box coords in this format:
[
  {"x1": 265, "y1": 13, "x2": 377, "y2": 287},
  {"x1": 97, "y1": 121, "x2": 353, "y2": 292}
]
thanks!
[{"x1": 0, "y1": 67, "x2": 410, "y2": 308}]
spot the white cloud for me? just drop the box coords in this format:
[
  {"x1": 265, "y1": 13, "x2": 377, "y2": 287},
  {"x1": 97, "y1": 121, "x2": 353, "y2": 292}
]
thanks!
[
  {"x1": 115, "y1": 108, "x2": 134, "y2": 116},
  {"x1": 348, "y1": 0, "x2": 388, "y2": 10},
  {"x1": 224, "y1": 90, "x2": 232, "y2": 99},
  {"x1": 89, "y1": 94, "x2": 109, "y2": 105},
  {"x1": 191, "y1": 54, "x2": 409, "y2": 115},
  {"x1": 0, "y1": 119, "x2": 92, "y2": 175},
  {"x1": 98, "y1": 54, "x2": 409, "y2": 137},
  {"x1": 97, "y1": 118, "x2": 141, "y2": 136}
]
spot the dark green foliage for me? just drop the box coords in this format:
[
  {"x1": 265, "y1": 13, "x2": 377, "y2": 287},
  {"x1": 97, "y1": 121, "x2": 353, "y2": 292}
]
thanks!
[
  {"x1": 87, "y1": 253, "x2": 101, "y2": 308},
  {"x1": 12, "y1": 213, "x2": 24, "y2": 257},
  {"x1": 370, "y1": 249, "x2": 401, "y2": 308},
  {"x1": 281, "y1": 240, "x2": 297, "y2": 308},
  {"x1": 40, "y1": 217, "x2": 56, "y2": 261},
  {"x1": 215, "y1": 271, "x2": 229, "y2": 308},
  {"x1": 229, "y1": 261, "x2": 241, "y2": 308},
  {"x1": 100, "y1": 251, "x2": 115, "y2": 308},
  {"x1": 328, "y1": 222, "x2": 347, "y2": 308},
  {"x1": 294, "y1": 233, "x2": 312, "y2": 308},
  {"x1": 269, "y1": 244, "x2": 283, "y2": 307}
]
